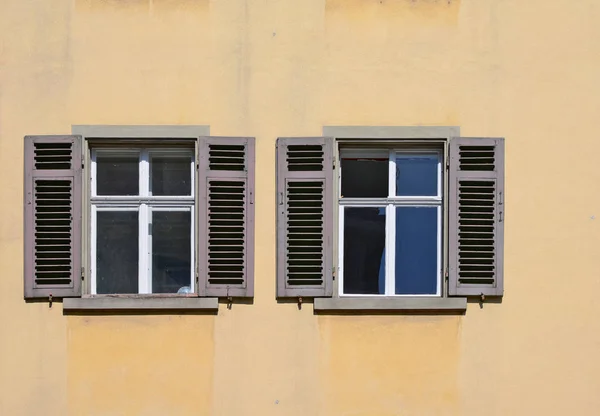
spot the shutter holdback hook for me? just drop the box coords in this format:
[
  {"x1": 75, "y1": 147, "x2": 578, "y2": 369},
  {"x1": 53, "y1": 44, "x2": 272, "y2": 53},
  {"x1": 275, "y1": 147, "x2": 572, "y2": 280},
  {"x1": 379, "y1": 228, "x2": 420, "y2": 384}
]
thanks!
[
  {"x1": 226, "y1": 287, "x2": 233, "y2": 310},
  {"x1": 48, "y1": 293, "x2": 53, "y2": 308},
  {"x1": 297, "y1": 296, "x2": 303, "y2": 310}
]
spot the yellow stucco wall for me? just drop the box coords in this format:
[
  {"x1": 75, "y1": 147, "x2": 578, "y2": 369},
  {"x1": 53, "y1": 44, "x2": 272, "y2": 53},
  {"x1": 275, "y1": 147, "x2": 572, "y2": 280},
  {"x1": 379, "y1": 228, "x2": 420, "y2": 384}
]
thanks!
[{"x1": 1, "y1": 0, "x2": 600, "y2": 414}]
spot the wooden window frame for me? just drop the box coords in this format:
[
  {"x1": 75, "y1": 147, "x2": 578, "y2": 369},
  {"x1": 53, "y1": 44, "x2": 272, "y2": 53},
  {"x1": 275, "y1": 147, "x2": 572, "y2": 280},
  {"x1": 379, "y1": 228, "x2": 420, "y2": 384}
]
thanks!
[
  {"x1": 337, "y1": 147, "x2": 444, "y2": 297},
  {"x1": 89, "y1": 147, "x2": 196, "y2": 295}
]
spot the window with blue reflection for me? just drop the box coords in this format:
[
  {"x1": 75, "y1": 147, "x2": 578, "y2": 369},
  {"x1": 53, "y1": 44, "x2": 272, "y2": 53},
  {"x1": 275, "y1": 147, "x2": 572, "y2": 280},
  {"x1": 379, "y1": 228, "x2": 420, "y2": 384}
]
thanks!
[
  {"x1": 396, "y1": 154, "x2": 439, "y2": 196},
  {"x1": 395, "y1": 207, "x2": 438, "y2": 295}
]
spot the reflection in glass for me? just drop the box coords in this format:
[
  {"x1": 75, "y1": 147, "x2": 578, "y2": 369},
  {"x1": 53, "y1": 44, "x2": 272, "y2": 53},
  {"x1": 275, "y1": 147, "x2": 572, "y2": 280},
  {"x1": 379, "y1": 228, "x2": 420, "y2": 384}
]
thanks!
[
  {"x1": 96, "y1": 153, "x2": 139, "y2": 195},
  {"x1": 343, "y1": 207, "x2": 386, "y2": 294},
  {"x1": 395, "y1": 207, "x2": 438, "y2": 295},
  {"x1": 396, "y1": 154, "x2": 438, "y2": 197},
  {"x1": 341, "y1": 158, "x2": 388, "y2": 198},
  {"x1": 152, "y1": 211, "x2": 191, "y2": 293},
  {"x1": 96, "y1": 211, "x2": 139, "y2": 294},
  {"x1": 151, "y1": 154, "x2": 192, "y2": 196}
]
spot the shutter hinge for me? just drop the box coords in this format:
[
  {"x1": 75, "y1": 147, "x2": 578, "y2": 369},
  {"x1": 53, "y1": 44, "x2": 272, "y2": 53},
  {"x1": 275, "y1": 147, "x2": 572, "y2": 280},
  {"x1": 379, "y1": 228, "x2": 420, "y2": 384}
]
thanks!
[
  {"x1": 332, "y1": 267, "x2": 336, "y2": 281},
  {"x1": 333, "y1": 158, "x2": 336, "y2": 169},
  {"x1": 444, "y1": 268, "x2": 449, "y2": 281},
  {"x1": 81, "y1": 154, "x2": 85, "y2": 169},
  {"x1": 81, "y1": 266, "x2": 85, "y2": 281}
]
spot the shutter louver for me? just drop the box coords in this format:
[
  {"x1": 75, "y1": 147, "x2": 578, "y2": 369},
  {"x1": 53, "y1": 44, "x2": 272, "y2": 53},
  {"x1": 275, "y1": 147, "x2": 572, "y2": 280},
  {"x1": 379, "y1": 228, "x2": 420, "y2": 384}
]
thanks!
[
  {"x1": 277, "y1": 137, "x2": 334, "y2": 298},
  {"x1": 198, "y1": 137, "x2": 255, "y2": 297},
  {"x1": 448, "y1": 137, "x2": 505, "y2": 296},
  {"x1": 24, "y1": 135, "x2": 82, "y2": 299}
]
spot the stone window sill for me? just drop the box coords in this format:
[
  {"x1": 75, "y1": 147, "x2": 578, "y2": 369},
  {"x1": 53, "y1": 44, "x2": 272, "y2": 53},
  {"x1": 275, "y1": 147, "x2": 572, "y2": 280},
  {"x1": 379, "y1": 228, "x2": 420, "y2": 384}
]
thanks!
[
  {"x1": 313, "y1": 297, "x2": 467, "y2": 313},
  {"x1": 63, "y1": 296, "x2": 219, "y2": 312}
]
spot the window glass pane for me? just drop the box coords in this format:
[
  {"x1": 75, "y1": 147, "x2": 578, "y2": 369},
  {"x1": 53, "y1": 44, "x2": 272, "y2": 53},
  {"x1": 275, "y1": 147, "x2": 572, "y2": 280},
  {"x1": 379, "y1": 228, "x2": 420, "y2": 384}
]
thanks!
[
  {"x1": 396, "y1": 154, "x2": 439, "y2": 197},
  {"x1": 151, "y1": 153, "x2": 192, "y2": 196},
  {"x1": 152, "y1": 211, "x2": 192, "y2": 293},
  {"x1": 96, "y1": 152, "x2": 139, "y2": 196},
  {"x1": 96, "y1": 211, "x2": 139, "y2": 294},
  {"x1": 343, "y1": 207, "x2": 386, "y2": 294},
  {"x1": 395, "y1": 207, "x2": 438, "y2": 295},
  {"x1": 341, "y1": 158, "x2": 388, "y2": 198}
]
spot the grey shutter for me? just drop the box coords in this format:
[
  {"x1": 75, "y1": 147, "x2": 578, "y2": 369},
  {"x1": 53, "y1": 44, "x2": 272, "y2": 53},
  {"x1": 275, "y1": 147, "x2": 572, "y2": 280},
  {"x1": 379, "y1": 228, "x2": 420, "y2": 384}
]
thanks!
[
  {"x1": 198, "y1": 137, "x2": 255, "y2": 297},
  {"x1": 448, "y1": 137, "x2": 505, "y2": 296},
  {"x1": 276, "y1": 137, "x2": 334, "y2": 298},
  {"x1": 24, "y1": 135, "x2": 82, "y2": 299}
]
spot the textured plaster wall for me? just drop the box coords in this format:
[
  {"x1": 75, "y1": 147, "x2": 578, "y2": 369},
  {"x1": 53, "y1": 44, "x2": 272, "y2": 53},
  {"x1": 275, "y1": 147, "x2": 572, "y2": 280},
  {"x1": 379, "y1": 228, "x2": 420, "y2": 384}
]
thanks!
[{"x1": 1, "y1": 0, "x2": 600, "y2": 415}]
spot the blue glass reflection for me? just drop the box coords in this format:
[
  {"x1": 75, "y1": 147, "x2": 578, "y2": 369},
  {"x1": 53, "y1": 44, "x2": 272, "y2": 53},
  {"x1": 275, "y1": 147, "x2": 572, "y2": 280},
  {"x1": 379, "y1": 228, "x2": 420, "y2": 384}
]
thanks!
[
  {"x1": 396, "y1": 154, "x2": 439, "y2": 196},
  {"x1": 395, "y1": 207, "x2": 438, "y2": 295}
]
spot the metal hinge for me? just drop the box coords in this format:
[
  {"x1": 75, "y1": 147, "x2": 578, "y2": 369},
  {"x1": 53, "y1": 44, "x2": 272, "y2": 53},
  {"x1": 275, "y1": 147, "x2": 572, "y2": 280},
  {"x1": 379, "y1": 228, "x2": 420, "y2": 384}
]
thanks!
[
  {"x1": 81, "y1": 266, "x2": 85, "y2": 281},
  {"x1": 81, "y1": 154, "x2": 85, "y2": 169},
  {"x1": 444, "y1": 268, "x2": 449, "y2": 281}
]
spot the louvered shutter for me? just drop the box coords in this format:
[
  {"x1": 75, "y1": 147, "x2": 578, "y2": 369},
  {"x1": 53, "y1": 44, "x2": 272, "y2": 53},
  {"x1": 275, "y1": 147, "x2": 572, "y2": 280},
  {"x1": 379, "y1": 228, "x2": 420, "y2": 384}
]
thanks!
[
  {"x1": 198, "y1": 137, "x2": 255, "y2": 297},
  {"x1": 448, "y1": 137, "x2": 505, "y2": 296},
  {"x1": 276, "y1": 137, "x2": 334, "y2": 298},
  {"x1": 24, "y1": 135, "x2": 82, "y2": 299}
]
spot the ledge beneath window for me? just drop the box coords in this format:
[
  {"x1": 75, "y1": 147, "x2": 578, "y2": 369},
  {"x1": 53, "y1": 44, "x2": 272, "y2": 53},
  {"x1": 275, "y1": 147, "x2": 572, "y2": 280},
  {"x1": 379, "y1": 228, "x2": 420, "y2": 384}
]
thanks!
[
  {"x1": 63, "y1": 296, "x2": 219, "y2": 312},
  {"x1": 313, "y1": 297, "x2": 467, "y2": 313}
]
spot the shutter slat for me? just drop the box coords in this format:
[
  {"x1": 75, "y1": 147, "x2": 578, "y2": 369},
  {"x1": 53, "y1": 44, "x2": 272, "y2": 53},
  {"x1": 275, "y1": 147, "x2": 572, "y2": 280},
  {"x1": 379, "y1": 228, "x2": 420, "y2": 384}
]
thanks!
[
  {"x1": 449, "y1": 137, "x2": 504, "y2": 297},
  {"x1": 276, "y1": 137, "x2": 334, "y2": 298},
  {"x1": 24, "y1": 135, "x2": 82, "y2": 299},
  {"x1": 198, "y1": 137, "x2": 255, "y2": 297}
]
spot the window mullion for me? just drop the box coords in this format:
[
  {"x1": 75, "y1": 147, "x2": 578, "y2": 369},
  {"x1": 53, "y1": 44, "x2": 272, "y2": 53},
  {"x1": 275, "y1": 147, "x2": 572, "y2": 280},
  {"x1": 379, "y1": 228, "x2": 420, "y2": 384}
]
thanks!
[
  {"x1": 388, "y1": 150, "x2": 396, "y2": 197},
  {"x1": 386, "y1": 151, "x2": 396, "y2": 296},
  {"x1": 90, "y1": 150, "x2": 97, "y2": 197},
  {"x1": 139, "y1": 151, "x2": 150, "y2": 294},
  {"x1": 386, "y1": 203, "x2": 395, "y2": 296},
  {"x1": 138, "y1": 204, "x2": 150, "y2": 294},
  {"x1": 90, "y1": 205, "x2": 97, "y2": 295},
  {"x1": 338, "y1": 205, "x2": 345, "y2": 295}
]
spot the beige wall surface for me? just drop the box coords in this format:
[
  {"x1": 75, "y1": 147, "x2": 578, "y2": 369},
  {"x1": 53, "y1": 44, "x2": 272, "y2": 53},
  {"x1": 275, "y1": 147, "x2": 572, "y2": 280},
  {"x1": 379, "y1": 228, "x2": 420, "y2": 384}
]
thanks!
[{"x1": 2, "y1": 0, "x2": 600, "y2": 415}]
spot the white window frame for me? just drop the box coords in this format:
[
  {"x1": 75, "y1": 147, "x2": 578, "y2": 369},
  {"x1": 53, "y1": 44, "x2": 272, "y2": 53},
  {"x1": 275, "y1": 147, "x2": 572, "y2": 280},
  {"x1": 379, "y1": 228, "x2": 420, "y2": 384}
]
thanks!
[
  {"x1": 90, "y1": 148, "x2": 195, "y2": 295},
  {"x1": 338, "y1": 148, "x2": 443, "y2": 297}
]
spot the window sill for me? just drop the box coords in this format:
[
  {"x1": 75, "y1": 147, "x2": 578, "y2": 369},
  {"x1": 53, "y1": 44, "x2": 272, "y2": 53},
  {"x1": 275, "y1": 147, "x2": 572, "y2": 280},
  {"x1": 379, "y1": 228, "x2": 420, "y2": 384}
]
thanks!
[
  {"x1": 313, "y1": 297, "x2": 467, "y2": 313},
  {"x1": 63, "y1": 296, "x2": 219, "y2": 312}
]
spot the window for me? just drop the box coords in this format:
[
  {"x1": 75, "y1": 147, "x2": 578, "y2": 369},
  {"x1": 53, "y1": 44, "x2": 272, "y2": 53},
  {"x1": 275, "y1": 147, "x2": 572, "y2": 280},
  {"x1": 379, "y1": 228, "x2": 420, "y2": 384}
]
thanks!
[
  {"x1": 276, "y1": 130, "x2": 505, "y2": 311},
  {"x1": 90, "y1": 148, "x2": 195, "y2": 294},
  {"x1": 23, "y1": 129, "x2": 256, "y2": 308},
  {"x1": 339, "y1": 149, "x2": 442, "y2": 296}
]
